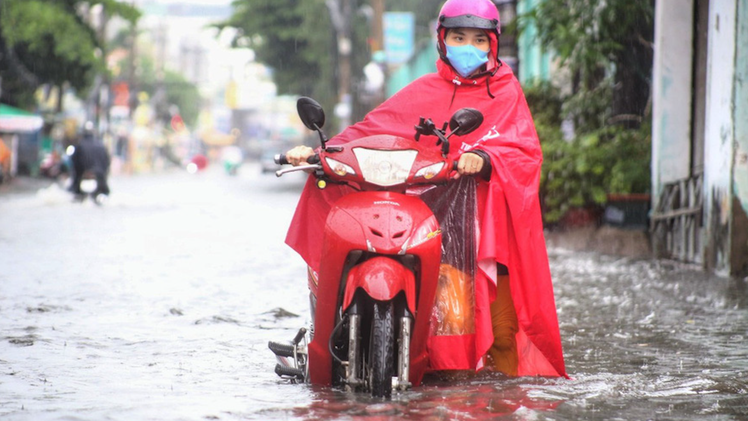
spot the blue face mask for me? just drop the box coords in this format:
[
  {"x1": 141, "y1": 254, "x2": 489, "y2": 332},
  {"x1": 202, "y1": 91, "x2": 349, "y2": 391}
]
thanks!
[{"x1": 445, "y1": 44, "x2": 489, "y2": 78}]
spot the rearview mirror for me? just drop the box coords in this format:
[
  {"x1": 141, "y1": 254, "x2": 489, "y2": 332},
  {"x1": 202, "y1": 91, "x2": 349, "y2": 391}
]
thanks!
[
  {"x1": 448, "y1": 108, "x2": 484, "y2": 137},
  {"x1": 297, "y1": 97, "x2": 325, "y2": 130}
]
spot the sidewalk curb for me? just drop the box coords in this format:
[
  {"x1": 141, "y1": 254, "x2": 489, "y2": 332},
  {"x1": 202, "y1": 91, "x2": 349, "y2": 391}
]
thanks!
[
  {"x1": 545, "y1": 225, "x2": 651, "y2": 258},
  {"x1": 0, "y1": 176, "x2": 58, "y2": 197}
]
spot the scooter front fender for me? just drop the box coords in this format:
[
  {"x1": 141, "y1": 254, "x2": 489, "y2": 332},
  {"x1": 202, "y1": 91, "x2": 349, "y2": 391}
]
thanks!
[{"x1": 342, "y1": 257, "x2": 416, "y2": 313}]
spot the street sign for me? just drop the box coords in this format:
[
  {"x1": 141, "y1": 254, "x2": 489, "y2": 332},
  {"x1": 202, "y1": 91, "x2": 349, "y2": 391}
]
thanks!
[{"x1": 383, "y1": 12, "x2": 415, "y2": 65}]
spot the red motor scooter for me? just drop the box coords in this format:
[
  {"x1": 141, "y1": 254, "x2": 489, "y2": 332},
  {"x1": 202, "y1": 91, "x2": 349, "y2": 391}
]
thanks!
[{"x1": 269, "y1": 97, "x2": 483, "y2": 397}]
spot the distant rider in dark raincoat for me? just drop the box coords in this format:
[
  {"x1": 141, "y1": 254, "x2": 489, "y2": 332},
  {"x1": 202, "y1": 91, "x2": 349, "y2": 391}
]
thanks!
[{"x1": 70, "y1": 122, "x2": 111, "y2": 199}]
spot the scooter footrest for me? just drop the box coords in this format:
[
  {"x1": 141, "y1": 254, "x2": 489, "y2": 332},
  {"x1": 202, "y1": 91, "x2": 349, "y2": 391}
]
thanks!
[
  {"x1": 275, "y1": 363, "x2": 305, "y2": 379},
  {"x1": 268, "y1": 341, "x2": 295, "y2": 358}
]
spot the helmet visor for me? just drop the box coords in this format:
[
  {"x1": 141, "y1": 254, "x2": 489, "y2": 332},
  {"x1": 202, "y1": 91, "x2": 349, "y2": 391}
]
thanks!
[{"x1": 440, "y1": 15, "x2": 498, "y2": 30}]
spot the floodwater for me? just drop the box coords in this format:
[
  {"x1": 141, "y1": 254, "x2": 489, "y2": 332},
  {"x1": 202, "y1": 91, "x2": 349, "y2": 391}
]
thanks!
[{"x1": 1, "y1": 165, "x2": 747, "y2": 420}]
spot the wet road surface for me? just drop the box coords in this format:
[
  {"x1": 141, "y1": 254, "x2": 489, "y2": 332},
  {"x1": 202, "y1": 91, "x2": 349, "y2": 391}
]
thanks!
[{"x1": 1, "y1": 165, "x2": 747, "y2": 420}]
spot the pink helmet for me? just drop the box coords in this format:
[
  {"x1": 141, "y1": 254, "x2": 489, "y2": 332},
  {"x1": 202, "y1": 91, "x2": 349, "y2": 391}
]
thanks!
[
  {"x1": 437, "y1": 0, "x2": 501, "y2": 36},
  {"x1": 436, "y1": 0, "x2": 502, "y2": 67}
]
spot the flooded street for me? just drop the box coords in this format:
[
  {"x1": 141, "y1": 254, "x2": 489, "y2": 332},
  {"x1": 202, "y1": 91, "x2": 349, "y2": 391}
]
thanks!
[{"x1": 1, "y1": 166, "x2": 747, "y2": 420}]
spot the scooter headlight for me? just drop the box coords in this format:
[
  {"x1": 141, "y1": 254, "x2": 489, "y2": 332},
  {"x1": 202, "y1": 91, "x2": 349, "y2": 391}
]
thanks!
[
  {"x1": 353, "y1": 148, "x2": 418, "y2": 186},
  {"x1": 414, "y1": 162, "x2": 445, "y2": 180},
  {"x1": 325, "y1": 157, "x2": 356, "y2": 177}
]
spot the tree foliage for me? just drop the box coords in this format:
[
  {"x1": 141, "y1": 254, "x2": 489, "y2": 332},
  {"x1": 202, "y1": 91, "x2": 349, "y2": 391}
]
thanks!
[
  {"x1": 0, "y1": 0, "x2": 139, "y2": 108},
  {"x1": 218, "y1": 0, "x2": 341, "y2": 112},
  {"x1": 521, "y1": 1, "x2": 655, "y2": 224},
  {"x1": 105, "y1": 26, "x2": 201, "y2": 127},
  {"x1": 220, "y1": 0, "x2": 446, "y2": 121},
  {"x1": 524, "y1": 0, "x2": 654, "y2": 122},
  {"x1": 161, "y1": 71, "x2": 201, "y2": 127},
  {"x1": 527, "y1": 82, "x2": 653, "y2": 224}
]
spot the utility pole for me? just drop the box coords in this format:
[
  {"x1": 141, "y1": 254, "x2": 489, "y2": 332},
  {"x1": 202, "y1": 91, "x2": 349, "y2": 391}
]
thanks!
[
  {"x1": 371, "y1": 0, "x2": 384, "y2": 54},
  {"x1": 326, "y1": 0, "x2": 353, "y2": 131},
  {"x1": 127, "y1": 20, "x2": 138, "y2": 118},
  {"x1": 370, "y1": 0, "x2": 386, "y2": 107},
  {"x1": 154, "y1": 22, "x2": 167, "y2": 121},
  {"x1": 84, "y1": 4, "x2": 108, "y2": 134},
  {"x1": 97, "y1": 5, "x2": 111, "y2": 139}
]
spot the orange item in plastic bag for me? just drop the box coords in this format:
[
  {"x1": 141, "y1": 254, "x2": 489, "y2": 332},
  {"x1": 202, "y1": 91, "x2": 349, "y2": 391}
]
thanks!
[{"x1": 432, "y1": 263, "x2": 475, "y2": 336}]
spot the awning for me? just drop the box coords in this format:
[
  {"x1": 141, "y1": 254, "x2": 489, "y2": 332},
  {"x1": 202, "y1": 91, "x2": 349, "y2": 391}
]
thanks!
[{"x1": 0, "y1": 104, "x2": 43, "y2": 133}]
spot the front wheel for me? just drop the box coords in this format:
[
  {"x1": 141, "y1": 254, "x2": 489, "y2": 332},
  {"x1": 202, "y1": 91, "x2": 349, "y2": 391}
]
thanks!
[{"x1": 369, "y1": 301, "x2": 395, "y2": 398}]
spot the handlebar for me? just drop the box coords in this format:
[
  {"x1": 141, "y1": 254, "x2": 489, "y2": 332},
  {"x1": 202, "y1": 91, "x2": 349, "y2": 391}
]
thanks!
[
  {"x1": 273, "y1": 153, "x2": 289, "y2": 166},
  {"x1": 274, "y1": 153, "x2": 320, "y2": 166},
  {"x1": 274, "y1": 145, "x2": 462, "y2": 183},
  {"x1": 274, "y1": 152, "x2": 322, "y2": 177}
]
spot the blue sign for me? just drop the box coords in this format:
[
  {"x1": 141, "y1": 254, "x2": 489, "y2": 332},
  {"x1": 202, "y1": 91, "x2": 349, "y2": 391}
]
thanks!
[{"x1": 383, "y1": 12, "x2": 415, "y2": 65}]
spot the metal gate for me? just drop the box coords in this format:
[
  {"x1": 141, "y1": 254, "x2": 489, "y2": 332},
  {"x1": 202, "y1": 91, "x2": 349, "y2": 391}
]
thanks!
[{"x1": 650, "y1": 173, "x2": 704, "y2": 263}]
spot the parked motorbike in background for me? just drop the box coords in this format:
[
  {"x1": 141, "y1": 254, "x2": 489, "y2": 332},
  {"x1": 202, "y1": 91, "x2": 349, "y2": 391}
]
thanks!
[
  {"x1": 269, "y1": 97, "x2": 483, "y2": 397},
  {"x1": 39, "y1": 150, "x2": 68, "y2": 180}
]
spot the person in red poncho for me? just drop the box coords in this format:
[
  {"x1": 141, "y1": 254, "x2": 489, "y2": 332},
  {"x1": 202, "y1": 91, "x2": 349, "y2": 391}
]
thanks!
[{"x1": 284, "y1": 0, "x2": 567, "y2": 379}]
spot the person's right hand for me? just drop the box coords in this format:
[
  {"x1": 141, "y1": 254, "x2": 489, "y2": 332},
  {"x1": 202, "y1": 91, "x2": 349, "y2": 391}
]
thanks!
[
  {"x1": 285, "y1": 145, "x2": 315, "y2": 166},
  {"x1": 453, "y1": 152, "x2": 485, "y2": 179}
]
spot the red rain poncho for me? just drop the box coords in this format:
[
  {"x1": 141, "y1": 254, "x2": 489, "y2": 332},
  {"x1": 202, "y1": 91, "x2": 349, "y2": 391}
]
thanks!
[{"x1": 286, "y1": 54, "x2": 567, "y2": 378}]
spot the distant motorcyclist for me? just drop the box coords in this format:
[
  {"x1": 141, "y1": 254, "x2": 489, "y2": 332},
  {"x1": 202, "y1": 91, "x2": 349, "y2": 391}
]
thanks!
[{"x1": 69, "y1": 121, "x2": 111, "y2": 201}]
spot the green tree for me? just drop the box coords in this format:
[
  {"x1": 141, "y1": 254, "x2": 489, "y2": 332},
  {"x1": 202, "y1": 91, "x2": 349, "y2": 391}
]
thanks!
[
  {"x1": 162, "y1": 70, "x2": 201, "y2": 127},
  {"x1": 525, "y1": 0, "x2": 654, "y2": 127},
  {"x1": 220, "y1": 0, "x2": 446, "y2": 127},
  {"x1": 521, "y1": 0, "x2": 654, "y2": 223},
  {"x1": 218, "y1": 0, "x2": 342, "y2": 114},
  {"x1": 0, "y1": 0, "x2": 139, "y2": 109},
  {"x1": 106, "y1": 26, "x2": 202, "y2": 127}
]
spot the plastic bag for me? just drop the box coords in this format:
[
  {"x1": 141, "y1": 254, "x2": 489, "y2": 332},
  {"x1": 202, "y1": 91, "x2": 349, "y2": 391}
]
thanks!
[{"x1": 418, "y1": 177, "x2": 477, "y2": 336}]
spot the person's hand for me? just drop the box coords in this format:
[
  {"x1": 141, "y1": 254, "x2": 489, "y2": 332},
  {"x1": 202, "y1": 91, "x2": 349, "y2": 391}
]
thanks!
[
  {"x1": 453, "y1": 152, "x2": 484, "y2": 179},
  {"x1": 285, "y1": 145, "x2": 315, "y2": 166}
]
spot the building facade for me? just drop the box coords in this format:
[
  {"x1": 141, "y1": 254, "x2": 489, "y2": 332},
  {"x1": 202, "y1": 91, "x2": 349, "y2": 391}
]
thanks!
[{"x1": 651, "y1": 0, "x2": 748, "y2": 277}]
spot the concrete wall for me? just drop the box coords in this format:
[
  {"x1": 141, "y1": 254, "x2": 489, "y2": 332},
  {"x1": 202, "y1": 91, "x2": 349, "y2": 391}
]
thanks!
[
  {"x1": 651, "y1": 0, "x2": 695, "y2": 202},
  {"x1": 731, "y1": 0, "x2": 748, "y2": 275},
  {"x1": 703, "y1": 0, "x2": 738, "y2": 274}
]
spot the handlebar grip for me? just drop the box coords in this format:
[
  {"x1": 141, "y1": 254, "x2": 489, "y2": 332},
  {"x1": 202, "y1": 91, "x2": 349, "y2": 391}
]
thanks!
[
  {"x1": 274, "y1": 153, "x2": 290, "y2": 165},
  {"x1": 452, "y1": 160, "x2": 459, "y2": 171},
  {"x1": 274, "y1": 153, "x2": 320, "y2": 166}
]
